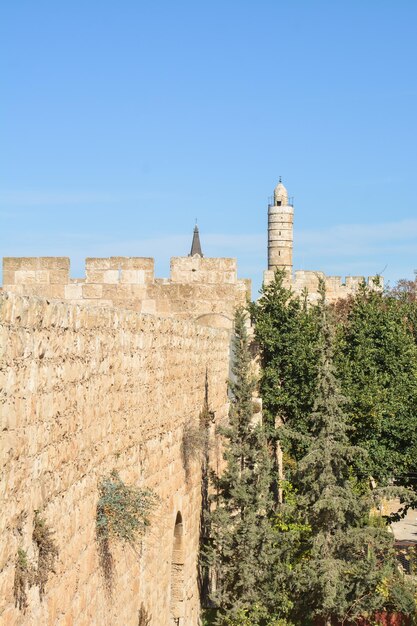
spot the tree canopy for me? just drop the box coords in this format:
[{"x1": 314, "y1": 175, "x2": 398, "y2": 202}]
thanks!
[{"x1": 203, "y1": 274, "x2": 417, "y2": 624}]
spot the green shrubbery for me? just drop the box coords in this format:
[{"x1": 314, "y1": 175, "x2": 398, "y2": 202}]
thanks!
[
  {"x1": 202, "y1": 278, "x2": 417, "y2": 625},
  {"x1": 13, "y1": 512, "x2": 58, "y2": 611},
  {"x1": 96, "y1": 470, "x2": 158, "y2": 590}
]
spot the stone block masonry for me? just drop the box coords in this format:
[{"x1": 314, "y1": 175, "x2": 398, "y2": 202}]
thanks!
[
  {"x1": 263, "y1": 269, "x2": 383, "y2": 304},
  {"x1": 0, "y1": 292, "x2": 231, "y2": 625},
  {"x1": 2, "y1": 256, "x2": 250, "y2": 329}
]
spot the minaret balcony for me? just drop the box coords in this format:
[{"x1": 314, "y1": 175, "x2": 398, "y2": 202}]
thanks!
[{"x1": 268, "y1": 197, "x2": 294, "y2": 209}]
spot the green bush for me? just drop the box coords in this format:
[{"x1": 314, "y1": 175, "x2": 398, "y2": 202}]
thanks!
[
  {"x1": 203, "y1": 606, "x2": 295, "y2": 626},
  {"x1": 96, "y1": 471, "x2": 158, "y2": 544},
  {"x1": 96, "y1": 471, "x2": 158, "y2": 590}
]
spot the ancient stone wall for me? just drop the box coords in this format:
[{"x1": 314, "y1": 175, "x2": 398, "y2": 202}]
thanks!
[
  {"x1": 0, "y1": 292, "x2": 230, "y2": 626},
  {"x1": 263, "y1": 268, "x2": 383, "y2": 303},
  {"x1": 292, "y1": 270, "x2": 383, "y2": 303},
  {"x1": 2, "y1": 256, "x2": 249, "y2": 330}
]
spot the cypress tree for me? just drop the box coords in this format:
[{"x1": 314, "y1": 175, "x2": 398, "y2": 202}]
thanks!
[
  {"x1": 203, "y1": 308, "x2": 292, "y2": 625},
  {"x1": 292, "y1": 300, "x2": 415, "y2": 624}
]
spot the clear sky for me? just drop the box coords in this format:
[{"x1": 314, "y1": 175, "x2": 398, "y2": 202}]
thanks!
[{"x1": 1, "y1": 1, "x2": 416, "y2": 296}]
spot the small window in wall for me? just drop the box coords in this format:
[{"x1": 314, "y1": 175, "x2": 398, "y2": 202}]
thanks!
[
  {"x1": 279, "y1": 251, "x2": 281, "y2": 256},
  {"x1": 277, "y1": 201, "x2": 282, "y2": 206}
]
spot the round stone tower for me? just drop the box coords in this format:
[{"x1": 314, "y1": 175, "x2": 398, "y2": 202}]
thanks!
[{"x1": 267, "y1": 178, "x2": 293, "y2": 275}]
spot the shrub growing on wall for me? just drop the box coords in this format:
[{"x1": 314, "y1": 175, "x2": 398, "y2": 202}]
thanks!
[
  {"x1": 13, "y1": 548, "x2": 34, "y2": 611},
  {"x1": 182, "y1": 403, "x2": 213, "y2": 481},
  {"x1": 32, "y1": 511, "x2": 58, "y2": 600},
  {"x1": 96, "y1": 471, "x2": 158, "y2": 590},
  {"x1": 13, "y1": 512, "x2": 58, "y2": 611}
]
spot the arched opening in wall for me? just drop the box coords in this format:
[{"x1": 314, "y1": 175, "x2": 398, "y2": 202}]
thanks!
[
  {"x1": 195, "y1": 313, "x2": 233, "y2": 330},
  {"x1": 170, "y1": 512, "x2": 185, "y2": 625}
]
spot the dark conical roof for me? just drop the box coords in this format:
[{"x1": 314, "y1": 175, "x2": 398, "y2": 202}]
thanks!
[{"x1": 189, "y1": 225, "x2": 203, "y2": 257}]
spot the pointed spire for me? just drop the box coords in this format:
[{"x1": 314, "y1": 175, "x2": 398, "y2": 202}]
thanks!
[{"x1": 189, "y1": 224, "x2": 203, "y2": 257}]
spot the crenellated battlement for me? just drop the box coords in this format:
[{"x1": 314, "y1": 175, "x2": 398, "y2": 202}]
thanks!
[
  {"x1": 292, "y1": 270, "x2": 383, "y2": 303},
  {"x1": 2, "y1": 255, "x2": 250, "y2": 329},
  {"x1": 170, "y1": 256, "x2": 237, "y2": 284},
  {"x1": 263, "y1": 268, "x2": 383, "y2": 303}
]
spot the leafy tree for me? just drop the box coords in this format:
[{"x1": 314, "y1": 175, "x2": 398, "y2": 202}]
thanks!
[
  {"x1": 255, "y1": 272, "x2": 417, "y2": 488},
  {"x1": 389, "y1": 277, "x2": 417, "y2": 346},
  {"x1": 335, "y1": 284, "x2": 417, "y2": 484},
  {"x1": 252, "y1": 270, "x2": 320, "y2": 462},
  {"x1": 203, "y1": 307, "x2": 293, "y2": 625},
  {"x1": 291, "y1": 304, "x2": 415, "y2": 625}
]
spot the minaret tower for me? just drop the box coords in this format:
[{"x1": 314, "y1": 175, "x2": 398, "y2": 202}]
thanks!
[{"x1": 267, "y1": 178, "x2": 293, "y2": 276}]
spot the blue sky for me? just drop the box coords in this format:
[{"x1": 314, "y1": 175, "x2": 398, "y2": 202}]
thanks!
[{"x1": 1, "y1": 0, "x2": 416, "y2": 296}]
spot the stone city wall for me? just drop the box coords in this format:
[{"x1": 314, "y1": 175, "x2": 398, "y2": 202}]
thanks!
[
  {"x1": 0, "y1": 292, "x2": 231, "y2": 626},
  {"x1": 263, "y1": 269, "x2": 383, "y2": 303},
  {"x1": 292, "y1": 270, "x2": 383, "y2": 303},
  {"x1": 2, "y1": 256, "x2": 250, "y2": 329}
]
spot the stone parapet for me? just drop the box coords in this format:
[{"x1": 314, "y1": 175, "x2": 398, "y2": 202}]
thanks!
[
  {"x1": 2, "y1": 256, "x2": 249, "y2": 329},
  {"x1": 263, "y1": 269, "x2": 383, "y2": 303},
  {"x1": 170, "y1": 256, "x2": 238, "y2": 284}
]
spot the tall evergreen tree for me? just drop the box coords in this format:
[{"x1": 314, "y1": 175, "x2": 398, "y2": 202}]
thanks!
[
  {"x1": 252, "y1": 269, "x2": 320, "y2": 461},
  {"x1": 203, "y1": 308, "x2": 292, "y2": 625},
  {"x1": 292, "y1": 301, "x2": 415, "y2": 625}
]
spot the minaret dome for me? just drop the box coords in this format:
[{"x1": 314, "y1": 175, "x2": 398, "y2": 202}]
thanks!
[{"x1": 273, "y1": 180, "x2": 288, "y2": 206}]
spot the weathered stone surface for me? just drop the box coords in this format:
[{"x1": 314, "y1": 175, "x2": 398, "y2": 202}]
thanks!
[
  {"x1": 2, "y1": 256, "x2": 248, "y2": 328},
  {"x1": 0, "y1": 292, "x2": 230, "y2": 625}
]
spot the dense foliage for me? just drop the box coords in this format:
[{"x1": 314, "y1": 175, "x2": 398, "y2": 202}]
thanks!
[
  {"x1": 334, "y1": 284, "x2": 417, "y2": 484},
  {"x1": 254, "y1": 270, "x2": 417, "y2": 488},
  {"x1": 96, "y1": 471, "x2": 158, "y2": 545},
  {"x1": 290, "y1": 304, "x2": 415, "y2": 623},
  {"x1": 252, "y1": 273, "x2": 320, "y2": 442},
  {"x1": 204, "y1": 273, "x2": 417, "y2": 624}
]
